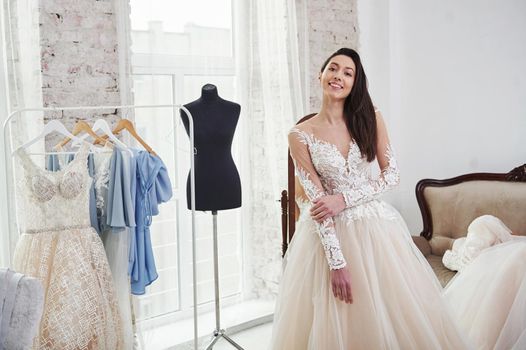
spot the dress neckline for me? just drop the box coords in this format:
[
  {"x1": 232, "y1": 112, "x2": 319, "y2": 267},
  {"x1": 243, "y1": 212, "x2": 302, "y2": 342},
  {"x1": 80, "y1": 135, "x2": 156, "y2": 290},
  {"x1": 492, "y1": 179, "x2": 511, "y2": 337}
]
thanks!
[
  {"x1": 17, "y1": 142, "x2": 90, "y2": 176},
  {"x1": 291, "y1": 127, "x2": 359, "y2": 162}
]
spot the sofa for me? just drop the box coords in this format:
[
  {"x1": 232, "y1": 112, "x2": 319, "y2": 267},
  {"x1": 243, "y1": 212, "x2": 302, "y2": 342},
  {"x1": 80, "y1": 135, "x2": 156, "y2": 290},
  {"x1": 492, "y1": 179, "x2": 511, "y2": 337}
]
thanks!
[{"x1": 411, "y1": 164, "x2": 526, "y2": 287}]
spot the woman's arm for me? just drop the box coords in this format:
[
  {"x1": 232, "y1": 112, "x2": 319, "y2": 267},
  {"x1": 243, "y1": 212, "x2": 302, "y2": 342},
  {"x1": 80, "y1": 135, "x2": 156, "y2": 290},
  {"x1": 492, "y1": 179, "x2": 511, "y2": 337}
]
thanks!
[{"x1": 289, "y1": 129, "x2": 346, "y2": 270}]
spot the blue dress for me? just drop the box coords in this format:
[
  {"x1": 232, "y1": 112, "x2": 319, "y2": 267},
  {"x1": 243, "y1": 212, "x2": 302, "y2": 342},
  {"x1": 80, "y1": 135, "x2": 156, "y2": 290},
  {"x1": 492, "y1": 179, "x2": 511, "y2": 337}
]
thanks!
[
  {"x1": 129, "y1": 150, "x2": 173, "y2": 295},
  {"x1": 105, "y1": 148, "x2": 136, "y2": 231}
]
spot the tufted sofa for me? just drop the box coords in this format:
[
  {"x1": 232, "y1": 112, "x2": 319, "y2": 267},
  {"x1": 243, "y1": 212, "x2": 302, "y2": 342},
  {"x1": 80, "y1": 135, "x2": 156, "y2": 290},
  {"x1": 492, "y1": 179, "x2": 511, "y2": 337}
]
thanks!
[{"x1": 411, "y1": 164, "x2": 526, "y2": 287}]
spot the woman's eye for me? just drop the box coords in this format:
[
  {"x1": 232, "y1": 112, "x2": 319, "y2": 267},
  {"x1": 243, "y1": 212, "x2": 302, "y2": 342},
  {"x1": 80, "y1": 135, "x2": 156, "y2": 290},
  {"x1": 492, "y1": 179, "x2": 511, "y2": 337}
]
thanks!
[
  {"x1": 328, "y1": 67, "x2": 335, "y2": 71},
  {"x1": 345, "y1": 72, "x2": 352, "y2": 77}
]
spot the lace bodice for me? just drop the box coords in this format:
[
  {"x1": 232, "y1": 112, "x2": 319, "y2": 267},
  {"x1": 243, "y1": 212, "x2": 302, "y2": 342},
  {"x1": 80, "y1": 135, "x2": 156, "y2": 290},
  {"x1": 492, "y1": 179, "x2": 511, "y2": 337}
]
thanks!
[
  {"x1": 288, "y1": 113, "x2": 400, "y2": 270},
  {"x1": 15, "y1": 143, "x2": 92, "y2": 233},
  {"x1": 292, "y1": 130, "x2": 398, "y2": 200}
]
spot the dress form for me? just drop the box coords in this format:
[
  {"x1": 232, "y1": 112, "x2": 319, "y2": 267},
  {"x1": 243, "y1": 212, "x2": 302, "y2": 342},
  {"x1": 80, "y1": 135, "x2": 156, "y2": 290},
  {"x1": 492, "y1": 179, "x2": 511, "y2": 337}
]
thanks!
[
  {"x1": 180, "y1": 84, "x2": 242, "y2": 211},
  {"x1": 180, "y1": 84, "x2": 245, "y2": 350}
]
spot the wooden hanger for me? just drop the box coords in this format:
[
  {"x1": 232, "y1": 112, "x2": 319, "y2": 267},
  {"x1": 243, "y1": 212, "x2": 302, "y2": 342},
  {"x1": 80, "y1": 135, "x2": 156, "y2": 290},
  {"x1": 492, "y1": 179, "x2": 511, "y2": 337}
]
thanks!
[
  {"x1": 95, "y1": 119, "x2": 156, "y2": 156},
  {"x1": 55, "y1": 120, "x2": 109, "y2": 149}
]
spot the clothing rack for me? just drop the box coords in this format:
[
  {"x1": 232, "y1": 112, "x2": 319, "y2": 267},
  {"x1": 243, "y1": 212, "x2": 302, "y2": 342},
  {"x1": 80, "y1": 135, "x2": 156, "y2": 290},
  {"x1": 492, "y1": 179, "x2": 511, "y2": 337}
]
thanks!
[{"x1": 2, "y1": 104, "x2": 201, "y2": 350}]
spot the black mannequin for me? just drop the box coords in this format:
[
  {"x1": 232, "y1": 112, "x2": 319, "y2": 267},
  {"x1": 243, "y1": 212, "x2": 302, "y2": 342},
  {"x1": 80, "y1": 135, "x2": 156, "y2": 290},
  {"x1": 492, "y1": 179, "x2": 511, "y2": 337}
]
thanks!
[{"x1": 180, "y1": 84, "x2": 242, "y2": 211}]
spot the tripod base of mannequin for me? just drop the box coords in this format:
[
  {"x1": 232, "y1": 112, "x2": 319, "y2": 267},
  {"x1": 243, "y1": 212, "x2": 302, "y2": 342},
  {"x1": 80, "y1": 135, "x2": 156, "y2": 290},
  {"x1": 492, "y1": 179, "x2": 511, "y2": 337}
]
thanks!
[
  {"x1": 205, "y1": 328, "x2": 244, "y2": 350},
  {"x1": 204, "y1": 211, "x2": 245, "y2": 350}
]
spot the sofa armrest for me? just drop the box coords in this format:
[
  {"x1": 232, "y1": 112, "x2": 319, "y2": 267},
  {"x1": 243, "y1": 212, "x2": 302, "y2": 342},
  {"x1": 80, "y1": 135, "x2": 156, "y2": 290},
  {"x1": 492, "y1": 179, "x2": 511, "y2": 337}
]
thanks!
[{"x1": 412, "y1": 236, "x2": 431, "y2": 256}]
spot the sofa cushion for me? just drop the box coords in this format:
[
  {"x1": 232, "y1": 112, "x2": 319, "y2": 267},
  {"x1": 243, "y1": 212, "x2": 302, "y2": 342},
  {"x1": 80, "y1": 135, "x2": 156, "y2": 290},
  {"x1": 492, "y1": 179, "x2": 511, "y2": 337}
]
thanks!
[
  {"x1": 412, "y1": 235, "x2": 431, "y2": 256},
  {"x1": 429, "y1": 235, "x2": 455, "y2": 256},
  {"x1": 425, "y1": 254, "x2": 456, "y2": 287}
]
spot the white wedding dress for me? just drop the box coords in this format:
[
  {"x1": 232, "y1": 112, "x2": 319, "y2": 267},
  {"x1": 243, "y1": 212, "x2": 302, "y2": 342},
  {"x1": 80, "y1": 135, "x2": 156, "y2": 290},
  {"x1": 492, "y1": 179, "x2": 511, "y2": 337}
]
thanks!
[
  {"x1": 271, "y1": 113, "x2": 526, "y2": 349},
  {"x1": 13, "y1": 143, "x2": 124, "y2": 349}
]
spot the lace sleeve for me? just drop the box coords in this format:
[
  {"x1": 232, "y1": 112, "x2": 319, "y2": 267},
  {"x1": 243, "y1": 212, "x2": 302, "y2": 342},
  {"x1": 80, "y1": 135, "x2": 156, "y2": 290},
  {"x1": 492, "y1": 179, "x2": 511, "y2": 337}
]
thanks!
[
  {"x1": 340, "y1": 111, "x2": 400, "y2": 208},
  {"x1": 289, "y1": 129, "x2": 346, "y2": 270}
]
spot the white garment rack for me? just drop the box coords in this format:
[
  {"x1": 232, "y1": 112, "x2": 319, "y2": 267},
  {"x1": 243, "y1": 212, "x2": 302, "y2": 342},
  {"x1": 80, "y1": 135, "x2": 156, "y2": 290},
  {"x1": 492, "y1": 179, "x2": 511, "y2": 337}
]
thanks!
[{"x1": 2, "y1": 104, "x2": 201, "y2": 350}]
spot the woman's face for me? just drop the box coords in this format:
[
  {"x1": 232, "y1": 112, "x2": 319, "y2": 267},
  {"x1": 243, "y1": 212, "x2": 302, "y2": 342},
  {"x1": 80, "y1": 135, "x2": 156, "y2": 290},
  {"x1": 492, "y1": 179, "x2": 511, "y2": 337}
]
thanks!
[{"x1": 320, "y1": 54, "x2": 356, "y2": 101}]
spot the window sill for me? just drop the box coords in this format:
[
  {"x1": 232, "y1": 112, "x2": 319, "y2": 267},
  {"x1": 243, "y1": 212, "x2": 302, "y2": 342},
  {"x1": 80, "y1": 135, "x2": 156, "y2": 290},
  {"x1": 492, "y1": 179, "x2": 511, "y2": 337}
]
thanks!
[{"x1": 136, "y1": 298, "x2": 274, "y2": 350}]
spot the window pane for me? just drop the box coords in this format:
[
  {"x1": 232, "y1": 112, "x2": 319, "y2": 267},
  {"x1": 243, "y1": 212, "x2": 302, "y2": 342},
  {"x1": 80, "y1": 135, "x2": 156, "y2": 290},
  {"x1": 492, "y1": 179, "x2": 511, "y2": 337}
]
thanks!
[
  {"x1": 130, "y1": 0, "x2": 232, "y2": 57},
  {"x1": 183, "y1": 75, "x2": 235, "y2": 102},
  {"x1": 131, "y1": 75, "x2": 180, "y2": 320},
  {"x1": 132, "y1": 74, "x2": 176, "y2": 181}
]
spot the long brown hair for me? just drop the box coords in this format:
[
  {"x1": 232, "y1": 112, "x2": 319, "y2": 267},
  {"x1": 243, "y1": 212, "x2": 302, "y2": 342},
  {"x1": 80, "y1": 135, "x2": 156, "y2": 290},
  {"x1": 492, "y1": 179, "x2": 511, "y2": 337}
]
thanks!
[{"x1": 320, "y1": 48, "x2": 377, "y2": 162}]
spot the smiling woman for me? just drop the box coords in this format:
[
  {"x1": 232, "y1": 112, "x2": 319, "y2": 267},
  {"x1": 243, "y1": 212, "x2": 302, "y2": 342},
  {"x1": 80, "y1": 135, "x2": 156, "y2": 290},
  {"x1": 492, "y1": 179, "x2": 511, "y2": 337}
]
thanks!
[
  {"x1": 270, "y1": 48, "x2": 469, "y2": 349},
  {"x1": 271, "y1": 41, "x2": 526, "y2": 349},
  {"x1": 317, "y1": 48, "x2": 378, "y2": 162}
]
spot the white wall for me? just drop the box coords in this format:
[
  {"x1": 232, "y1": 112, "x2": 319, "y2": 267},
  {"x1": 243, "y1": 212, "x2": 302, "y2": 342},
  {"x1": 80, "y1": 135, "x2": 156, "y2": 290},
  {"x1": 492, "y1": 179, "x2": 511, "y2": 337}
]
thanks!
[{"x1": 359, "y1": 0, "x2": 526, "y2": 235}]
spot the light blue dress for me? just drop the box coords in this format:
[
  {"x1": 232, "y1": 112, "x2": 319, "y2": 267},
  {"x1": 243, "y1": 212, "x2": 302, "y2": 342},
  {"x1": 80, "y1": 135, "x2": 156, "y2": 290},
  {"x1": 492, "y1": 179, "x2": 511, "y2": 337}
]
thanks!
[
  {"x1": 105, "y1": 148, "x2": 136, "y2": 231},
  {"x1": 129, "y1": 150, "x2": 172, "y2": 295}
]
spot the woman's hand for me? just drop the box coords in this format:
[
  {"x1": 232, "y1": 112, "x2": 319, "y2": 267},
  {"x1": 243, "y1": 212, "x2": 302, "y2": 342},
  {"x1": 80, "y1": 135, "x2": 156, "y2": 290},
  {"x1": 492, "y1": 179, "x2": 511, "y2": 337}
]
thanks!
[
  {"x1": 311, "y1": 193, "x2": 346, "y2": 223},
  {"x1": 330, "y1": 267, "x2": 353, "y2": 304}
]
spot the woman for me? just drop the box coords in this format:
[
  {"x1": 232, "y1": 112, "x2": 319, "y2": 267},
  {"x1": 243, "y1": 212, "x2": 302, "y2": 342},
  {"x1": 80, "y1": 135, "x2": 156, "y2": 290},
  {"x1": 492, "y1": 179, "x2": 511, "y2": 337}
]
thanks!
[{"x1": 270, "y1": 48, "x2": 470, "y2": 349}]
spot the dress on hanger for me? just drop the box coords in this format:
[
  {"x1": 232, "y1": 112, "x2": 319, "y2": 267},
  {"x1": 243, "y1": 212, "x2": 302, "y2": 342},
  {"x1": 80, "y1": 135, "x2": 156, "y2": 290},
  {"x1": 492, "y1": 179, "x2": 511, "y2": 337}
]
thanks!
[
  {"x1": 13, "y1": 143, "x2": 123, "y2": 349},
  {"x1": 129, "y1": 150, "x2": 172, "y2": 295},
  {"x1": 102, "y1": 147, "x2": 136, "y2": 349},
  {"x1": 270, "y1": 116, "x2": 469, "y2": 349},
  {"x1": 48, "y1": 146, "x2": 137, "y2": 348}
]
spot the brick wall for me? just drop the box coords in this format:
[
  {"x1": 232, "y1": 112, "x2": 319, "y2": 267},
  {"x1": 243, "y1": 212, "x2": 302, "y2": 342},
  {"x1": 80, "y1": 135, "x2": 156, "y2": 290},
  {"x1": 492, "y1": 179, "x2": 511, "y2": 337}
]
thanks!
[
  {"x1": 297, "y1": 0, "x2": 360, "y2": 113},
  {"x1": 40, "y1": 0, "x2": 121, "y2": 149}
]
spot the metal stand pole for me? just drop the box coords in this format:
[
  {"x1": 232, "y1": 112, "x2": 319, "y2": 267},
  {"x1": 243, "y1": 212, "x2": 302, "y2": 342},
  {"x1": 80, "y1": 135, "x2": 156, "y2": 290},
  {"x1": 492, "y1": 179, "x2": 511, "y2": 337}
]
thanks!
[{"x1": 205, "y1": 211, "x2": 244, "y2": 350}]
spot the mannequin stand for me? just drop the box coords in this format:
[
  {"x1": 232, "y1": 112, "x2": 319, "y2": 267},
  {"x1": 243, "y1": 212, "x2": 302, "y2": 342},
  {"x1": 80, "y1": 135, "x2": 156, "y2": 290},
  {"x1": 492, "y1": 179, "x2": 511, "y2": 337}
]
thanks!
[{"x1": 205, "y1": 211, "x2": 244, "y2": 350}]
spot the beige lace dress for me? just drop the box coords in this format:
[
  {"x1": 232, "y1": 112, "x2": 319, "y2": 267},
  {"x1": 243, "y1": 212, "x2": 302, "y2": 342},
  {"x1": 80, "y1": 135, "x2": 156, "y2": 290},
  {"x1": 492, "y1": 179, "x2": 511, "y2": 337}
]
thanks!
[{"x1": 12, "y1": 143, "x2": 123, "y2": 349}]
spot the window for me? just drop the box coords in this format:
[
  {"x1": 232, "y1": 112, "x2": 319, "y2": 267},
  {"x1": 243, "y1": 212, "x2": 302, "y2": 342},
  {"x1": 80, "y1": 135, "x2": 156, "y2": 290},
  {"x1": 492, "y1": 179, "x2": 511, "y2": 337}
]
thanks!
[{"x1": 129, "y1": 0, "x2": 242, "y2": 325}]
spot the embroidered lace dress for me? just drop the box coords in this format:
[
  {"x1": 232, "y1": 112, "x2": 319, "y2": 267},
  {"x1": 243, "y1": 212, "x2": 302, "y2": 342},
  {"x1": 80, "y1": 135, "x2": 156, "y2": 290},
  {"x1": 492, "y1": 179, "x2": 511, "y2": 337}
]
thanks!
[
  {"x1": 271, "y1": 112, "x2": 469, "y2": 349},
  {"x1": 12, "y1": 143, "x2": 124, "y2": 349}
]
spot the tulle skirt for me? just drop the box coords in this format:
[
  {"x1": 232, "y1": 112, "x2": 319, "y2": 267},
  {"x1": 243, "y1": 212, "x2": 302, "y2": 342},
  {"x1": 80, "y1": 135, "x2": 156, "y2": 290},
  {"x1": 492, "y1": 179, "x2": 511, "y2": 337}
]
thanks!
[
  {"x1": 444, "y1": 237, "x2": 526, "y2": 350},
  {"x1": 271, "y1": 201, "x2": 469, "y2": 350},
  {"x1": 12, "y1": 226, "x2": 124, "y2": 349}
]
